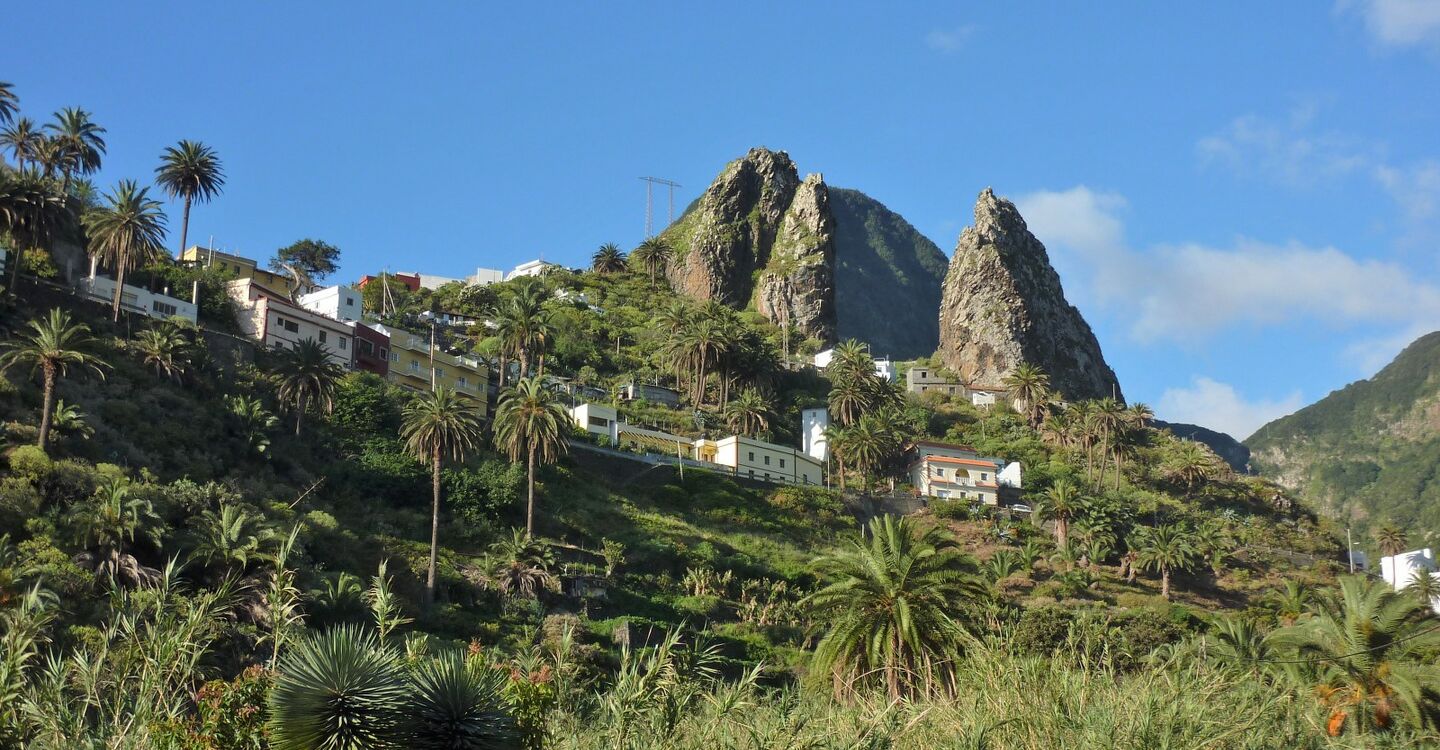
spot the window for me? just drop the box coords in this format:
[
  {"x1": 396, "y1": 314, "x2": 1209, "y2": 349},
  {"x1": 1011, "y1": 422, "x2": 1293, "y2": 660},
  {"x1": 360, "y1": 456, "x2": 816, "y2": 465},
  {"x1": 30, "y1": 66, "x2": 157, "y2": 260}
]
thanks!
[
  {"x1": 748, "y1": 451, "x2": 755, "y2": 461},
  {"x1": 152, "y1": 300, "x2": 178, "y2": 316},
  {"x1": 345, "y1": 297, "x2": 355, "y2": 307},
  {"x1": 764, "y1": 456, "x2": 771, "y2": 466},
  {"x1": 588, "y1": 416, "x2": 609, "y2": 428},
  {"x1": 360, "y1": 339, "x2": 374, "y2": 355},
  {"x1": 434, "y1": 368, "x2": 445, "y2": 379},
  {"x1": 338, "y1": 337, "x2": 347, "y2": 349},
  {"x1": 747, "y1": 470, "x2": 754, "y2": 478},
  {"x1": 780, "y1": 458, "x2": 786, "y2": 468},
  {"x1": 277, "y1": 317, "x2": 299, "y2": 334},
  {"x1": 386, "y1": 350, "x2": 395, "y2": 362},
  {"x1": 409, "y1": 361, "x2": 421, "y2": 373},
  {"x1": 319, "y1": 331, "x2": 328, "y2": 344},
  {"x1": 457, "y1": 376, "x2": 468, "y2": 388},
  {"x1": 981, "y1": 473, "x2": 988, "y2": 481}
]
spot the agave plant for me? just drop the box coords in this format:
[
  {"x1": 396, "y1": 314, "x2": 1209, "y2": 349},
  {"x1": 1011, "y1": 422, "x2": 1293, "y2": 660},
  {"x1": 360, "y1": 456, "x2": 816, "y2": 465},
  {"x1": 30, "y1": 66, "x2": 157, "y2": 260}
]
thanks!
[
  {"x1": 406, "y1": 653, "x2": 516, "y2": 749},
  {"x1": 267, "y1": 624, "x2": 407, "y2": 750}
]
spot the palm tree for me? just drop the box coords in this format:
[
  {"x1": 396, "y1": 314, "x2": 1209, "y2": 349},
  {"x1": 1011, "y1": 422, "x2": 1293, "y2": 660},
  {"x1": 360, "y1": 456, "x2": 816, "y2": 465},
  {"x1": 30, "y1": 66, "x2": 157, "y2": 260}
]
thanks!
[
  {"x1": 1204, "y1": 615, "x2": 1281, "y2": 675},
  {"x1": 1408, "y1": 571, "x2": 1440, "y2": 611},
  {"x1": 273, "y1": 338, "x2": 344, "y2": 435},
  {"x1": 826, "y1": 374, "x2": 869, "y2": 427},
  {"x1": 1002, "y1": 363, "x2": 1050, "y2": 428},
  {"x1": 132, "y1": 326, "x2": 189, "y2": 382},
  {"x1": 1035, "y1": 478, "x2": 1083, "y2": 549},
  {"x1": 154, "y1": 140, "x2": 225, "y2": 257},
  {"x1": 805, "y1": 516, "x2": 986, "y2": 701},
  {"x1": 1268, "y1": 580, "x2": 1314, "y2": 626},
  {"x1": 494, "y1": 377, "x2": 570, "y2": 538},
  {"x1": 630, "y1": 237, "x2": 674, "y2": 285},
  {"x1": 1375, "y1": 524, "x2": 1409, "y2": 558},
  {"x1": 0, "y1": 82, "x2": 16, "y2": 126},
  {"x1": 46, "y1": 107, "x2": 106, "y2": 191},
  {"x1": 1090, "y1": 397, "x2": 1127, "y2": 487},
  {"x1": 1193, "y1": 520, "x2": 1233, "y2": 577},
  {"x1": 0, "y1": 117, "x2": 41, "y2": 171},
  {"x1": 66, "y1": 479, "x2": 161, "y2": 585},
  {"x1": 1133, "y1": 523, "x2": 1197, "y2": 599},
  {"x1": 591, "y1": 242, "x2": 627, "y2": 273},
  {"x1": 227, "y1": 394, "x2": 278, "y2": 455},
  {"x1": 724, "y1": 387, "x2": 773, "y2": 438},
  {"x1": 840, "y1": 415, "x2": 896, "y2": 490},
  {"x1": 49, "y1": 399, "x2": 93, "y2": 442},
  {"x1": 826, "y1": 339, "x2": 874, "y2": 383},
  {"x1": 492, "y1": 282, "x2": 553, "y2": 380},
  {"x1": 401, "y1": 387, "x2": 485, "y2": 607},
  {"x1": 490, "y1": 528, "x2": 555, "y2": 599},
  {"x1": 187, "y1": 504, "x2": 271, "y2": 575},
  {"x1": 32, "y1": 135, "x2": 65, "y2": 179},
  {"x1": 83, "y1": 179, "x2": 168, "y2": 321},
  {"x1": 267, "y1": 624, "x2": 407, "y2": 750},
  {"x1": 0, "y1": 166, "x2": 76, "y2": 291},
  {"x1": 1273, "y1": 576, "x2": 1440, "y2": 735},
  {"x1": 1167, "y1": 440, "x2": 1219, "y2": 495},
  {"x1": 0, "y1": 308, "x2": 108, "y2": 449}
]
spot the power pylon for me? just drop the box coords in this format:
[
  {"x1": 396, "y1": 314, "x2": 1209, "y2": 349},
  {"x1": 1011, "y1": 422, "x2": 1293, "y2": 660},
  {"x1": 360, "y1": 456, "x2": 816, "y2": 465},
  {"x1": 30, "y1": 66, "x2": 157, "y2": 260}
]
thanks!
[{"x1": 639, "y1": 176, "x2": 681, "y2": 237}]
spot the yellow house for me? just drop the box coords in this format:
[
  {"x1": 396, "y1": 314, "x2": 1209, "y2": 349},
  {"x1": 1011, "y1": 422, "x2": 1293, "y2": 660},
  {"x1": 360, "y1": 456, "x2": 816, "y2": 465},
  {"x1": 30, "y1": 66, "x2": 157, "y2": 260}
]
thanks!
[
  {"x1": 375, "y1": 325, "x2": 489, "y2": 415},
  {"x1": 179, "y1": 246, "x2": 304, "y2": 298}
]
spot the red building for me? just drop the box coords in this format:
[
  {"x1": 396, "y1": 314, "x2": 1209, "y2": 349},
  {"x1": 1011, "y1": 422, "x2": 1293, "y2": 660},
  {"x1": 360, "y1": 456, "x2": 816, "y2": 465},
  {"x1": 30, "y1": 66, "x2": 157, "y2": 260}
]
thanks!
[
  {"x1": 351, "y1": 322, "x2": 391, "y2": 376},
  {"x1": 358, "y1": 272, "x2": 421, "y2": 292}
]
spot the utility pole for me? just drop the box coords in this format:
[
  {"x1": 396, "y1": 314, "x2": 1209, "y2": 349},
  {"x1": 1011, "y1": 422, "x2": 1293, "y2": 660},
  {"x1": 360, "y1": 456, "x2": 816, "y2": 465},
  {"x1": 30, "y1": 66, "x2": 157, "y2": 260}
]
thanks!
[
  {"x1": 639, "y1": 177, "x2": 681, "y2": 238},
  {"x1": 1347, "y1": 527, "x2": 1356, "y2": 573}
]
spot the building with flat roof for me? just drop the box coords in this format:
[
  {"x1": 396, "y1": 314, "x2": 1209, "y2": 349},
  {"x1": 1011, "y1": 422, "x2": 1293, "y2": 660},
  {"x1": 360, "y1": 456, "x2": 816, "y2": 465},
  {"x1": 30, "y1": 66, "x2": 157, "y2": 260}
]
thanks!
[
  {"x1": 225, "y1": 278, "x2": 353, "y2": 368},
  {"x1": 298, "y1": 285, "x2": 364, "y2": 323},
  {"x1": 372, "y1": 325, "x2": 488, "y2": 412},
  {"x1": 180, "y1": 246, "x2": 303, "y2": 298},
  {"x1": 705, "y1": 435, "x2": 823, "y2": 486},
  {"x1": 507, "y1": 260, "x2": 560, "y2": 280}
]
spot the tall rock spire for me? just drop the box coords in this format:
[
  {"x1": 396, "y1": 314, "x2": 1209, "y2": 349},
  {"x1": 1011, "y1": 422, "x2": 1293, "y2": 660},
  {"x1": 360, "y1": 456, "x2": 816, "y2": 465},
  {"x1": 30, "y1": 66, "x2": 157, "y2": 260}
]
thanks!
[{"x1": 937, "y1": 188, "x2": 1123, "y2": 402}]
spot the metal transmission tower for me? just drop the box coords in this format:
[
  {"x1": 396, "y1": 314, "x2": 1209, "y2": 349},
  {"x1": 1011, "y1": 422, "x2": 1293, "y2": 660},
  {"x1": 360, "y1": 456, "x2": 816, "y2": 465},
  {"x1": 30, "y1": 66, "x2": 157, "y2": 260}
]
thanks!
[{"x1": 639, "y1": 176, "x2": 681, "y2": 238}]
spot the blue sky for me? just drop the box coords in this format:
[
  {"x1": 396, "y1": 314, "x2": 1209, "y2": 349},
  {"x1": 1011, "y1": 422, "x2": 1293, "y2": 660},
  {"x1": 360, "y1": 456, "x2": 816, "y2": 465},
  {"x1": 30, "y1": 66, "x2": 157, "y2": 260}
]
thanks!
[{"x1": 9, "y1": 1, "x2": 1440, "y2": 438}]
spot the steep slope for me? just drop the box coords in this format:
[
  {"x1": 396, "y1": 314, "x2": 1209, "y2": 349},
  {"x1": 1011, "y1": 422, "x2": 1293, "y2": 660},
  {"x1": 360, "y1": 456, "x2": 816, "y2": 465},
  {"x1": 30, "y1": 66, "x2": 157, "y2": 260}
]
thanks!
[
  {"x1": 937, "y1": 188, "x2": 1123, "y2": 402},
  {"x1": 1247, "y1": 330, "x2": 1440, "y2": 535},
  {"x1": 660, "y1": 148, "x2": 836, "y2": 344},
  {"x1": 1153, "y1": 420, "x2": 1251, "y2": 473},
  {"x1": 829, "y1": 188, "x2": 949, "y2": 359}
]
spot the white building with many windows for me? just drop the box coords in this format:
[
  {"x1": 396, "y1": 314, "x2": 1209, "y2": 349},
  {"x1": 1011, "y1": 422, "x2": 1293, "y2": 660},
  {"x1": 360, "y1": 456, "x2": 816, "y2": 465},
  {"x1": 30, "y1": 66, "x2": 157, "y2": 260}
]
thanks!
[
  {"x1": 695, "y1": 435, "x2": 823, "y2": 486},
  {"x1": 226, "y1": 278, "x2": 353, "y2": 367},
  {"x1": 77, "y1": 274, "x2": 198, "y2": 324}
]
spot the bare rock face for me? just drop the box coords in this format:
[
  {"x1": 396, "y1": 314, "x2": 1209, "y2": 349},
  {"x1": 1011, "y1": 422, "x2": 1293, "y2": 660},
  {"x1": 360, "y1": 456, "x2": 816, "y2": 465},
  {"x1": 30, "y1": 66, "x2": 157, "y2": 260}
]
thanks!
[
  {"x1": 662, "y1": 148, "x2": 836, "y2": 344},
  {"x1": 938, "y1": 188, "x2": 1123, "y2": 402},
  {"x1": 757, "y1": 174, "x2": 836, "y2": 344}
]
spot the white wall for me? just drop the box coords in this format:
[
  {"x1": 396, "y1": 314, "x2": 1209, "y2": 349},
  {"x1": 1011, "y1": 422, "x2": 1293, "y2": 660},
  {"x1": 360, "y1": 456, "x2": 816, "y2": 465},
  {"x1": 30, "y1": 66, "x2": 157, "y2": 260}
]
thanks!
[
  {"x1": 802, "y1": 407, "x2": 829, "y2": 462},
  {"x1": 298, "y1": 285, "x2": 363, "y2": 322},
  {"x1": 469, "y1": 268, "x2": 505, "y2": 285},
  {"x1": 1382, "y1": 549, "x2": 1436, "y2": 590},
  {"x1": 78, "y1": 275, "x2": 198, "y2": 323}
]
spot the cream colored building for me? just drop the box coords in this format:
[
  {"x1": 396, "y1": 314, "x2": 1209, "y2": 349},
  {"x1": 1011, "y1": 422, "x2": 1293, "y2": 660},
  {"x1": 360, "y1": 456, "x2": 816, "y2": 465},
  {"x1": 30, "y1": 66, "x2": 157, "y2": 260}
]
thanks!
[
  {"x1": 373, "y1": 325, "x2": 488, "y2": 411},
  {"x1": 711, "y1": 436, "x2": 823, "y2": 486},
  {"x1": 225, "y1": 278, "x2": 353, "y2": 368},
  {"x1": 181, "y1": 246, "x2": 305, "y2": 297},
  {"x1": 907, "y1": 440, "x2": 1006, "y2": 504}
]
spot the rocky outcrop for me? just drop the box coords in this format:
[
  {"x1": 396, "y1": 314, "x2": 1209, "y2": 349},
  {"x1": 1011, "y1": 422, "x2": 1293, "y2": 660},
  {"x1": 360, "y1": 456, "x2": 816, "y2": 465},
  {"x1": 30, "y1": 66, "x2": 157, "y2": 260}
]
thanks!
[
  {"x1": 756, "y1": 175, "x2": 836, "y2": 344},
  {"x1": 937, "y1": 188, "x2": 1122, "y2": 402},
  {"x1": 830, "y1": 188, "x2": 949, "y2": 359},
  {"x1": 661, "y1": 148, "x2": 836, "y2": 344}
]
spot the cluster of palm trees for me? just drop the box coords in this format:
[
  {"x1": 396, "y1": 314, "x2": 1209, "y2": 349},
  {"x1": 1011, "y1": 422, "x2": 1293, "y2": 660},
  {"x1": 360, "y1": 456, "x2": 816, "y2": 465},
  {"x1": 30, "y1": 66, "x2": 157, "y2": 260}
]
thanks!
[
  {"x1": 0, "y1": 81, "x2": 225, "y2": 322},
  {"x1": 656, "y1": 298, "x2": 769, "y2": 409},
  {"x1": 822, "y1": 340, "x2": 906, "y2": 490}
]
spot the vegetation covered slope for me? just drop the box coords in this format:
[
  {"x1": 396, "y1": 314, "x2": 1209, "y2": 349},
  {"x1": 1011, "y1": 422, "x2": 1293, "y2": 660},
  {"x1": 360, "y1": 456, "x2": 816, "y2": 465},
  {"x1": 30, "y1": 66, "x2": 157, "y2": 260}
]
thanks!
[
  {"x1": 1247, "y1": 330, "x2": 1440, "y2": 542},
  {"x1": 829, "y1": 188, "x2": 948, "y2": 359}
]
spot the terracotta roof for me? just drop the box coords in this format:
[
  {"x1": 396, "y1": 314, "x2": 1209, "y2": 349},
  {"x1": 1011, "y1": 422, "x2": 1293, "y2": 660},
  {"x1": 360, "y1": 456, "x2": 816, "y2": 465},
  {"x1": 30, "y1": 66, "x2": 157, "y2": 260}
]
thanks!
[{"x1": 921, "y1": 456, "x2": 999, "y2": 468}]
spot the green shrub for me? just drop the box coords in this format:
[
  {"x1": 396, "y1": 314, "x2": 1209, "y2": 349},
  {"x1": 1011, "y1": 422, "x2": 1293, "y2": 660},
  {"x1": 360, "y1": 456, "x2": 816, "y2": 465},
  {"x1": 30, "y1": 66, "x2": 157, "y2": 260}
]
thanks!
[
  {"x1": 6, "y1": 444, "x2": 51, "y2": 481},
  {"x1": 1011, "y1": 606, "x2": 1073, "y2": 655}
]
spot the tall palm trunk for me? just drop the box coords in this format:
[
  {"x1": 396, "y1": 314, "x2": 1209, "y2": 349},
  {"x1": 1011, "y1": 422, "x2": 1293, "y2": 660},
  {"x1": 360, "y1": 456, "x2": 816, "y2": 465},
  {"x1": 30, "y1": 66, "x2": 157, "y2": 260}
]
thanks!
[
  {"x1": 1161, "y1": 567, "x2": 1171, "y2": 599},
  {"x1": 178, "y1": 196, "x2": 192, "y2": 258},
  {"x1": 1056, "y1": 517, "x2": 1069, "y2": 549},
  {"x1": 293, "y1": 394, "x2": 305, "y2": 435},
  {"x1": 425, "y1": 445, "x2": 441, "y2": 607},
  {"x1": 37, "y1": 364, "x2": 56, "y2": 449},
  {"x1": 110, "y1": 237, "x2": 131, "y2": 322},
  {"x1": 525, "y1": 446, "x2": 537, "y2": 538}
]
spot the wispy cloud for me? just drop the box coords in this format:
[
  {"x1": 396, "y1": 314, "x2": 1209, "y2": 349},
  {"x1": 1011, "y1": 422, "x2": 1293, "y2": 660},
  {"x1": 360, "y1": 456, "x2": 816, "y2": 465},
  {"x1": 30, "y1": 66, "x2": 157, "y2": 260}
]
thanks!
[
  {"x1": 1158, "y1": 376, "x2": 1304, "y2": 440},
  {"x1": 925, "y1": 25, "x2": 975, "y2": 54},
  {"x1": 1017, "y1": 186, "x2": 1440, "y2": 353},
  {"x1": 1338, "y1": 0, "x2": 1440, "y2": 48},
  {"x1": 1197, "y1": 103, "x2": 1440, "y2": 242}
]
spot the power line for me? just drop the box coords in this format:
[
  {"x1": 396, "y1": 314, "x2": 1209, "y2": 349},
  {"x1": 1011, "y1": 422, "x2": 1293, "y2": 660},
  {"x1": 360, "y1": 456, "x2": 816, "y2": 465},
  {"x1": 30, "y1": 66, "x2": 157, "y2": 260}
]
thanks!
[
  {"x1": 1235, "y1": 621, "x2": 1440, "y2": 665},
  {"x1": 639, "y1": 176, "x2": 681, "y2": 238}
]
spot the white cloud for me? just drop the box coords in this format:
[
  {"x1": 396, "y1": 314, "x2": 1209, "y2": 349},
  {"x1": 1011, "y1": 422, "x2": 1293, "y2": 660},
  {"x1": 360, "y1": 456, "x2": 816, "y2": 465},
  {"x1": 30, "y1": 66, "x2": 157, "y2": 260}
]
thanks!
[
  {"x1": 1016, "y1": 187, "x2": 1440, "y2": 345},
  {"x1": 1158, "y1": 377, "x2": 1304, "y2": 440},
  {"x1": 1340, "y1": 0, "x2": 1440, "y2": 47},
  {"x1": 925, "y1": 25, "x2": 975, "y2": 54},
  {"x1": 1197, "y1": 105, "x2": 1374, "y2": 188}
]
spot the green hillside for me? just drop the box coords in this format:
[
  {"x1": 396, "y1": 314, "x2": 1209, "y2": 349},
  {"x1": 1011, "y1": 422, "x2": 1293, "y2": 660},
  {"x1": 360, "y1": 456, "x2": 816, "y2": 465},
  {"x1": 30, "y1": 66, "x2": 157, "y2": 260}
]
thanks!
[
  {"x1": 830, "y1": 188, "x2": 949, "y2": 359},
  {"x1": 1247, "y1": 330, "x2": 1440, "y2": 544}
]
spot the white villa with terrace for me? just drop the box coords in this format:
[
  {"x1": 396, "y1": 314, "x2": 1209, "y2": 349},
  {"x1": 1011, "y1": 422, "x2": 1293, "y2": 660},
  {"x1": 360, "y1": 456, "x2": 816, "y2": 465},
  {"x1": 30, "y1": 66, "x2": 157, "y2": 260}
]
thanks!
[{"x1": 907, "y1": 440, "x2": 1020, "y2": 505}]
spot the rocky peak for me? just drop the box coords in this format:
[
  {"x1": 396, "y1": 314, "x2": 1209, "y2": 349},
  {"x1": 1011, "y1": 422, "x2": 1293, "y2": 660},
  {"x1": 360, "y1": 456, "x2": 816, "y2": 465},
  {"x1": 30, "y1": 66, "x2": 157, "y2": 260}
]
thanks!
[
  {"x1": 937, "y1": 188, "x2": 1122, "y2": 402},
  {"x1": 662, "y1": 147, "x2": 836, "y2": 344}
]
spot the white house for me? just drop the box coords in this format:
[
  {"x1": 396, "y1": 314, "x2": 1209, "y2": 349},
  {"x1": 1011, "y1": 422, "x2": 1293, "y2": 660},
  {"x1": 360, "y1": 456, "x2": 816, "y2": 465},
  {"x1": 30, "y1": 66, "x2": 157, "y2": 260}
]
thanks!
[
  {"x1": 468, "y1": 267, "x2": 505, "y2": 286},
  {"x1": 1382, "y1": 549, "x2": 1440, "y2": 613},
  {"x1": 226, "y1": 278, "x2": 353, "y2": 368},
  {"x1": 78, "y1": 259, "x2": 198, "y2": 323},
  {"x1": 571, "y1": 402, "x2": 619, "y2": 440},
  {"x1": 507, "y1": 260, "x2": 559, "y2": 280},
  {"x1": 298, "y1": 285, "x2": 364, "y2": 323},
  {"x1": 907, "y1": 440, "x2": 1007, "y2": 504},
  {"x1": 695, "y1": 435, "x2": 823, "y2": 486},
  {"x1": 802, "y1": 407, "x2": 829, "y2": 462},
  {"x1": 814, "y1": 348, "x2": 895, "y2": 382}
]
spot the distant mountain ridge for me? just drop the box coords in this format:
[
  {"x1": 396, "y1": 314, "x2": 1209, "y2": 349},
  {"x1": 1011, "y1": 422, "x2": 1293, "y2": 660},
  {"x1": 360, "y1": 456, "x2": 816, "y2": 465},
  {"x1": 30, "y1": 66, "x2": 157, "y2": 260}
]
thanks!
[
  {"x1": 1152, "y1": 420, "x2": 1251, "y2": 473},
  {"x1": 1246, "y1": 330, "x2": 1440, "y2": 536}
]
